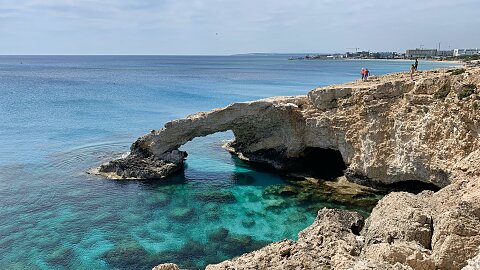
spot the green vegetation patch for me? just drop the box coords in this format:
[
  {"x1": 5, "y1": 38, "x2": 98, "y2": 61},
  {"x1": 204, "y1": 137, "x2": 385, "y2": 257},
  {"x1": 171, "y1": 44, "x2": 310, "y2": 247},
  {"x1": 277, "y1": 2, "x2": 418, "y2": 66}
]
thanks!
[
  {"x1": 458, "y1": 84, "x2": 476, "y2": 100},
  {"x1": 447, "y1": 68, "x2": 466, "y2": 75}
]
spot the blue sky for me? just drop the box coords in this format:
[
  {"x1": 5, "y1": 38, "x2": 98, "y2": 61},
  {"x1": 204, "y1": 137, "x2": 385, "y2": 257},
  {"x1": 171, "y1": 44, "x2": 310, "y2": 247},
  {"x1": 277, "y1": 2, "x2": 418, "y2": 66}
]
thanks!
[{"x1": 0, "y1": 0, "x2": 478, "y2": 55}]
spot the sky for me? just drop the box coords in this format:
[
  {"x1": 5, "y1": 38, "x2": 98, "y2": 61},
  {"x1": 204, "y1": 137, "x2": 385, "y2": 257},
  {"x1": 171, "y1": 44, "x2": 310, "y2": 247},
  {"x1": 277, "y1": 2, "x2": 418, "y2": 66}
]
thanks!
[{"x1": 0, "y1": 0, "x2": 479, "y2": 55}]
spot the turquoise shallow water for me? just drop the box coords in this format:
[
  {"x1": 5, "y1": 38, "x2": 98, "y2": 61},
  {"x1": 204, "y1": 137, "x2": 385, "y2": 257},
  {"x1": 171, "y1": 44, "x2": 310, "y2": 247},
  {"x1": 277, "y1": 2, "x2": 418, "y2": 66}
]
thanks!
[{"x1": 0, "y1": 56, "x2": 457, "y2": 269}]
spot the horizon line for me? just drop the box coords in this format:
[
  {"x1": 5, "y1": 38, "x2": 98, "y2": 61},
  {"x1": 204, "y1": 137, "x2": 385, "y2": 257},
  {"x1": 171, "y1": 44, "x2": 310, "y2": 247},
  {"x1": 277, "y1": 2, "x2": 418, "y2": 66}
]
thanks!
[{"x1": 0, "y1": 51, "x2": 401, "y2": 57}]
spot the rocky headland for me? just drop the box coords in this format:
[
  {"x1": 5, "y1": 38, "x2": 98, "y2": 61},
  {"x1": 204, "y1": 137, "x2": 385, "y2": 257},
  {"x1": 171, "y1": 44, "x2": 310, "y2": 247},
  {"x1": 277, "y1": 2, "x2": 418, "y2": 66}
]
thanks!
[{"x1": 96, "y1": 67, "x2": 480, "y2": 269}]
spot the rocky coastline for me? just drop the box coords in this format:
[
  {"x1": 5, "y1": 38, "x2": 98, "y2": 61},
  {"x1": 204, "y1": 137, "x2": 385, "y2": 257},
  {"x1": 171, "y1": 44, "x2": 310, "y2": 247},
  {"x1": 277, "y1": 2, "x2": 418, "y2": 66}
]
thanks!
[{"x1": 97, "y1": 67, "x2": 480, "y2": 269}]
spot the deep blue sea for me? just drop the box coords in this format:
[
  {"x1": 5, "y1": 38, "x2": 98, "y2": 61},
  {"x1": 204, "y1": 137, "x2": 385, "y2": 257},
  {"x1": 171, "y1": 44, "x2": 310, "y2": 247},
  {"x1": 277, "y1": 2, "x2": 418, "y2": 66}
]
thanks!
[{"x1": 0, "y1": 56, "x2": 456, "y2": 270}]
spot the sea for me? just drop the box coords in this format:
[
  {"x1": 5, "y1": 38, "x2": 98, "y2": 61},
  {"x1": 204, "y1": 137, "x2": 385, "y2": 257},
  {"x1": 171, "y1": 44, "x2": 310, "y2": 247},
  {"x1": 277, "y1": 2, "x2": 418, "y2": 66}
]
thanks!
[{"x1": 0, "y1": 55, "x2": 457, "y2": 270}]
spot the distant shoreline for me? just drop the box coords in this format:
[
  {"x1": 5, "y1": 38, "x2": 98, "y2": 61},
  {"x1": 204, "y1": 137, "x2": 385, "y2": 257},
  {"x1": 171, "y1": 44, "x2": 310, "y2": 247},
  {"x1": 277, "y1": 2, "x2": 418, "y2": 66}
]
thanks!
[
  {"x1": 289, "y1": 57, "x2": 464, "y2": 66},
  {"x1": 343, "y1": 58, "x2": 464, "y2": 65}
]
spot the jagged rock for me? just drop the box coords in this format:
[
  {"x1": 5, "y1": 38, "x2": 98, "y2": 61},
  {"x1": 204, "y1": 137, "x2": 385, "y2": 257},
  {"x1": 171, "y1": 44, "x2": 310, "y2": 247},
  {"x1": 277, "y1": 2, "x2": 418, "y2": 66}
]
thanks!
[
  {"x1": 359, "y1": 241, "x2": 434, "y2": 270},
  {"x1": 207, "y1": 228, "x2": 229, "y2": 242},
  {"x1": 95, "y1": 152, "x2": 184, "y2": 179},
  {"x1": 356, "y1": 168, "x2": 480, "y2": 269},
  {"x1": 362, "y1": 191, "x2": 435, "y2": 249}
]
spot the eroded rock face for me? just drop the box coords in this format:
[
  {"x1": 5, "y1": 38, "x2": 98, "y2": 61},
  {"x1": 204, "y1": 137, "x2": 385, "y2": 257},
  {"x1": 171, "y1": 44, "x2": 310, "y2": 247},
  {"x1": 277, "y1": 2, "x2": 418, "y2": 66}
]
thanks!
[
  {"x1": 96, "y1": 151, "x2": 185, "y2": 179},
  {"x1": 97, "y1": 68, "x2": 480, "y2": 187}
]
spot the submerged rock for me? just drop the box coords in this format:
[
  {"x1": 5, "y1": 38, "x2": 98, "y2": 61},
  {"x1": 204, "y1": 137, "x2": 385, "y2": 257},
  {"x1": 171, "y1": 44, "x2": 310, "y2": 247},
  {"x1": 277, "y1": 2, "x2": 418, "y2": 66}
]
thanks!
[
  {"x1": 263, "y1": 200, "x2": 288, "y2": 212},
  {"x1": 286, "y1": 176, "x2": 381, "y2": 208},
  {"x1": 208, "y1": 228, "x2": 229, "y2": 242},
  {"x1": 102, "y1": 239, "x2": 157, "y2": 269},
  {"x1": 285, "y1": 212, "x2": 307, "y2": 223},
  {"x1": 144, "y1": 192, "x2": 172, "y2": 207},
  {"x1": 194, "y1": 191, "x2": 237, "y2": 203},
  {"x1": 245, "y1": 192, "x2": 261, "y2": 202},
  {"x1": 204, "y1": 204, "x2": 221, "y2": 221},
  {"x1": 233, "y1": 173, "x2": 256, "y2": 185},
  {"x1": 177, "y1": 240, "x2": 206, "y2": 259},
  {"x1": 263, "y1": 185, "x2": 299, "y2": 198},
  {"x1": 219, "y1": 234, "x2": 269, "y2": 257},
  {"x1": 45, "y1": 247, "x2": 75, "y2": 268},
  {"x1": 241, "y1": 218, "x2": 256, "y2": 228},
  {"x1": 169, "y1": 207, "x2": 195, "y2": 222}
]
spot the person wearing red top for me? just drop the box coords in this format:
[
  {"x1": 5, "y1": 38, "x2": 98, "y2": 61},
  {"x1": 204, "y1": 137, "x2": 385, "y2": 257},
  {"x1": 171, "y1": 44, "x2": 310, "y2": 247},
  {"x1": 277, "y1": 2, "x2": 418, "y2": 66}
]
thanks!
[
  {"x1": 361, "y1": 68, "x2": 365, "y2": 81},
  {"x1": 364, "y1": 69, "x2": 370, "y2": 81}
]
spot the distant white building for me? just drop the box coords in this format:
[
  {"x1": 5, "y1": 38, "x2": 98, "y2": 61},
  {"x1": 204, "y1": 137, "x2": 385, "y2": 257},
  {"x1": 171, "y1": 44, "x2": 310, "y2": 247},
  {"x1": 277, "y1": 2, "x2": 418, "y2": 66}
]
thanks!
[
  {"x1": 405, "y1": 49, "x2": 437, "y2": 58},
  {"x1": 454, "y1": 49, "x2": 480, "y2": 56},
  {"x1": 437, "y1": 50, "x2": 454, "y2": 57}
]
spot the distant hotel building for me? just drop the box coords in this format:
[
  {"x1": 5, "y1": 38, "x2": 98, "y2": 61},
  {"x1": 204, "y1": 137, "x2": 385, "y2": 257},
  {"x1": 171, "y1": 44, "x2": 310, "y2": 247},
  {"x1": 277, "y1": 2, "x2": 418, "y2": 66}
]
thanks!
[
  {"x1": 437, "y1": 50, "x2": 454, "y2": 57},
  {"x1": 453, "y1": 49, "x2": 480, "y2": 56},
  {"x1": 405, "y1": 48, "x2": 468, "y2": 58},
  {"x1": 405, "y1": 49, "x2": 437, "y2": 58}
]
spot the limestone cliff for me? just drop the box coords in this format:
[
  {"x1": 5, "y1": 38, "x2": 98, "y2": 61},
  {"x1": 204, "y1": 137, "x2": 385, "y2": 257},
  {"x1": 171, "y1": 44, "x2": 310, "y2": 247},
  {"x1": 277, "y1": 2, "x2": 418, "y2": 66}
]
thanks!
[{"x1": 97, "y1": 67, "x2": 480, "y2": 188}]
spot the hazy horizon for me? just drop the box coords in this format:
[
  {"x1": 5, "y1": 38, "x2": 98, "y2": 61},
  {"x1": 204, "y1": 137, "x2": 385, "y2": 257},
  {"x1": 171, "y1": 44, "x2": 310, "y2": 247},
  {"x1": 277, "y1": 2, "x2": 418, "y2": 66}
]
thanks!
[{"x1": 0, "y1": 0, "x2": 479, "y2": 55}]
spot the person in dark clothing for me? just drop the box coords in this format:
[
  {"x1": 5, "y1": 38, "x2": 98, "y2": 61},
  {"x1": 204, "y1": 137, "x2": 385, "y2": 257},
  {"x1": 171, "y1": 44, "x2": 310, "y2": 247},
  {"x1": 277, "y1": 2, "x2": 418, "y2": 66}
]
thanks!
[{"x1": 414, "y1": 59, "x2": 418, "y2": 70}]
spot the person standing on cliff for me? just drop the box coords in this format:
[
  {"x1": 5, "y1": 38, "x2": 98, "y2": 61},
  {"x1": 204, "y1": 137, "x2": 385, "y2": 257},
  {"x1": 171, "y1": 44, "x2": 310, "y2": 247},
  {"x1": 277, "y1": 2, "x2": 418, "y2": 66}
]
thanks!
[
  {"x1": 361, "y1": 68, "x2": 366, "y2": 81},
  {"x1": 364, "y1": 69, "x2": 370, "y2": 81},
  {"x1": 414, "y1": 59, "x2": 418, "y2": 70},
  {"x1": 410, "y1": 64, "x2": 416, "y2": 80}
]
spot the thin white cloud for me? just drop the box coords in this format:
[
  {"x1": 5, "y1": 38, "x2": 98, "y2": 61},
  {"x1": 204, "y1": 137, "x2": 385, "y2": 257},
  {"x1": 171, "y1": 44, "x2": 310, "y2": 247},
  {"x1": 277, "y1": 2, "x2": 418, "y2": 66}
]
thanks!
[{"x1": 0, "y1": 0, "x2": 478, "y2": 54}]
